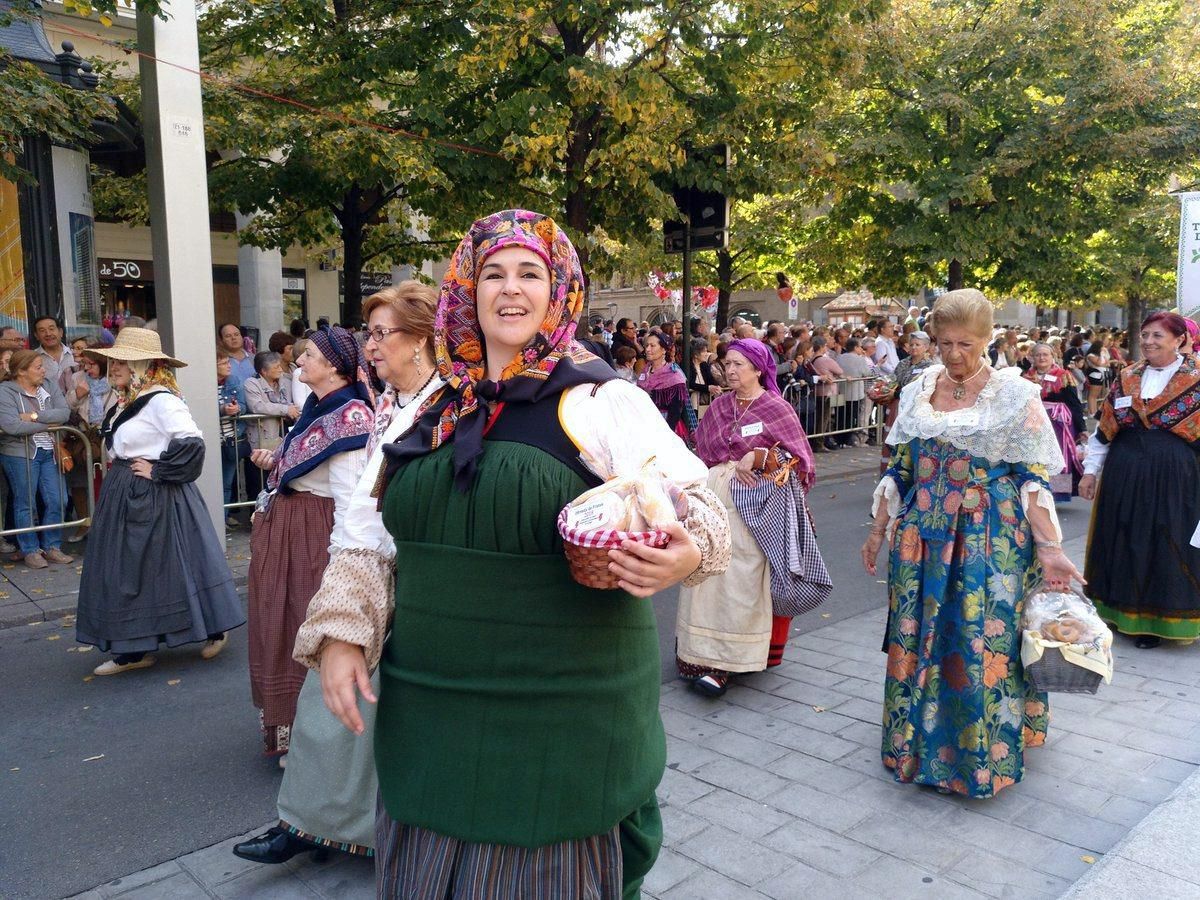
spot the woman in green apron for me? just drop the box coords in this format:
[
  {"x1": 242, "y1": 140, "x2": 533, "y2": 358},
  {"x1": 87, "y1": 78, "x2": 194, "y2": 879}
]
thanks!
[{"x1": 295, "y1": 209, "x2": 730, "y2": 898}]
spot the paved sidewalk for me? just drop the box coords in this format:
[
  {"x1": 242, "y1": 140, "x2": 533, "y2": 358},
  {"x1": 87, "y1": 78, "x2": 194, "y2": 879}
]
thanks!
[{"x1": 71, "y1": 595, "x2": 1200, "y2": 899}]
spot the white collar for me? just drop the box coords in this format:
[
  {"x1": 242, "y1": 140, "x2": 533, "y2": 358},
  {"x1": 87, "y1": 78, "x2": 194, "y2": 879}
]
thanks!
[{"x1": 1146, "y1": 354, "x2": 1183, "y2": 373}]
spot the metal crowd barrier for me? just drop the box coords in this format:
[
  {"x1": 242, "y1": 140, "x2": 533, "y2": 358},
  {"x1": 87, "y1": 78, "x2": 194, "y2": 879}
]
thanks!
[
  {"x1": 783, "y1": 374, "x2": 888, "y2": 446},
  {"x1": 0, "y1": 424, "x2": 97, "y2": 541},
  {"x1": 220, "y1": 412, "x2": 290, "y2": 511}
]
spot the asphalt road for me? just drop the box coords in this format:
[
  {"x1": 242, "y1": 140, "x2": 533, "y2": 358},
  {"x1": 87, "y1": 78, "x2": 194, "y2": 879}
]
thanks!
[{"x1": 0, "y1": 474, "x2": 1095, "y2": 900}]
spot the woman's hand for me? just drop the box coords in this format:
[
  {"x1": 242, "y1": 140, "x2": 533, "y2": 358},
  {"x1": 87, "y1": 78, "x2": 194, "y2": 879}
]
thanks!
[
  {"x1": 318, "y1": 640, "x2": 376, "y2": 735},
  {"x1": 1038, "y1": 546, "x2": 1086, "y2": 592},
  {"x1": 1078, "y1": 474, "x2": 1097, "y2": 501},
  {"x1": 75, "y1": 382, "x2": 90, "y2": 400},
  {"x1": 608, "y1": 521, "x2": 702, "y2": 598},
  {"x1": 861, "y1": 528, "x2": 886, "y2": 576},
  {"x1": 130, "y1": 459, "x2": 154, "y2": 480},
  {"x1": 222, "y1": 400, "x2": 239, "y2": 417},
  {"x1": 250, "y1": 448, "x2": 276, "y2": 471},
  {"x1": 735, "y1": 450, "x2": 760, "y2": 486}
]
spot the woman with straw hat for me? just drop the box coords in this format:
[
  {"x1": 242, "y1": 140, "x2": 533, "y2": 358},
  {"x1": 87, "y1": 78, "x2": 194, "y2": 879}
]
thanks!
[{"x1": 74, "y1": 327, "x2": 244, "y2": 676}]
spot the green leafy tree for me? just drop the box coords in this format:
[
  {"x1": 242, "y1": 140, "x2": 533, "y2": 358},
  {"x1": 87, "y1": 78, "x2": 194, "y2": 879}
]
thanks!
[{"x1": 795, "y1": 0, "x2": 1200, "y2": 298}]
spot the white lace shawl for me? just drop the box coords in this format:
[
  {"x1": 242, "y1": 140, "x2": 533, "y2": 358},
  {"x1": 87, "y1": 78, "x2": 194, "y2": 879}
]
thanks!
[{"x1": 887, "y1": 365, "x2": 1066, "y2": 472}]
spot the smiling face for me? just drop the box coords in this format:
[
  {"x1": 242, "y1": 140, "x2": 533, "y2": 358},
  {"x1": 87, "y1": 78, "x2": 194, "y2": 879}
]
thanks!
[
  {"x1": 1033, "y1": 346, "x2": 1055, "y2": 372},
  {"x1": 365, "y1": 304, "x2": 429, "y2": 389},
  {"x1": 475, "y1": 246, "x2": 552, "y2": 370},
  {"x1": 35, "y1": 319, "x2": 61, "y2": 351},
  {"x1": 936, "y1": 325, "x2": 988, "y2": 381},
  {"x1": 1140, "y1": 322, "x2": 1184, "y2": 368}
]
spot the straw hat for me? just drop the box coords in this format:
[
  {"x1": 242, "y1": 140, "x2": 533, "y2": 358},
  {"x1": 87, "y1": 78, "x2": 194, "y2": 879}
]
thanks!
[{"x1": 84, "y1": 327, "x2": 187, "y2": 367}]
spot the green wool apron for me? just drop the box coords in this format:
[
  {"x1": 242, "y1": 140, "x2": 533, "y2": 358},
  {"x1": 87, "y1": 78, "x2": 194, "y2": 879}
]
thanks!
[{"x1": 375, "y1": 435, "x2": 665, "y2": 889}]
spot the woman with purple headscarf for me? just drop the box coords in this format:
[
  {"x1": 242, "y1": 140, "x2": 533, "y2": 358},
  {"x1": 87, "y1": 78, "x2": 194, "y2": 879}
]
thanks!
[
  {"x1": 245, "y1": 325, "x2": 376, "y2": 762},
  {"x1": 676, "y1": 339, "x2": 833, "y2": 696}
]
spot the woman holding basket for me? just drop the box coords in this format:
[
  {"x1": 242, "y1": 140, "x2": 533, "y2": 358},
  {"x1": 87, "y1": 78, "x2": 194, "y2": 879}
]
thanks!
[
  {"x1": 675, "y1": 339, "x2": 831, "y2": 697},
  {"x1": 861, "y1": 290, "x2": 1082, "y2": 798},
  {"x1": 293, "y1": 209, "x2": 729, "y2": 898}
]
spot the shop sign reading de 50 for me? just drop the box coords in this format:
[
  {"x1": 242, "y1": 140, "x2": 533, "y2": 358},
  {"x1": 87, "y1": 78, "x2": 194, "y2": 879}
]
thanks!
[{"x1": 98, "y1": 258, "x2": 154, "y2": 281}]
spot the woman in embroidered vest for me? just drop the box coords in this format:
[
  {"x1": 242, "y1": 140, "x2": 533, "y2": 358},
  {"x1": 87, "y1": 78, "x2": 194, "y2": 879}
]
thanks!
[
  {"x1": 1080, "y1": 312, "x2": 1200, "y2": 649},
  {"x1": 1023, "y1": 343, "x2": 1086, "y2": 502},
  {"x1": 294, "y1": 210, "x2": 729, "y2": 899},
  {"x1": 234, "y1": 286, "x2": 439, "y2": 867},
  {"x1": 675, "y1": 339, "x2": 831, "y2": 698},
  {"x1": 245, "y1": 325, "x2": 375, "y2": 762},
  {"x1": 861, "y1": 290, "x2": 1082, "y2": 798},
  {"x1": 75, "y1": 328, "x2": 244, "y2": 676}
]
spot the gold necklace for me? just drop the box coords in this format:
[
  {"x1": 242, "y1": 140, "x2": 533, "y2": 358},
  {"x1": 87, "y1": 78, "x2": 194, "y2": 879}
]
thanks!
[{"x1": 945, "y1": 363, "x2": 985, "y2": 400}]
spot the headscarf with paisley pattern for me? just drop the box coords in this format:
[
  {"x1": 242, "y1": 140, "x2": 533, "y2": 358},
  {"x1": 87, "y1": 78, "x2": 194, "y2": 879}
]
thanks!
[{"x1": 381, "y1": 209, "x2": 614, "y2": 491}]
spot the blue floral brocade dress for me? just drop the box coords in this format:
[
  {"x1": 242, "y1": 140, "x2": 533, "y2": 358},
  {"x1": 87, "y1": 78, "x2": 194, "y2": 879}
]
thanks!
[{"x1": 879, "y1": 436, "x2": 1051, "y2": 798}]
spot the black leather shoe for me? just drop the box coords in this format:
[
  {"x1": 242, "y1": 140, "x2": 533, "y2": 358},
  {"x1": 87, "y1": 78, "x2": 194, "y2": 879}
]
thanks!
[{"x1": 232, "y1": 826, "x2": 317, "y2": 864}]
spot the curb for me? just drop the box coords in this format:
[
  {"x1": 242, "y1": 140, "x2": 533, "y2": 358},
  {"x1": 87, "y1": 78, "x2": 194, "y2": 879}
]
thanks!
[{"x1": 1059, "y1": 765, "x2": 1200, "y2": 898}]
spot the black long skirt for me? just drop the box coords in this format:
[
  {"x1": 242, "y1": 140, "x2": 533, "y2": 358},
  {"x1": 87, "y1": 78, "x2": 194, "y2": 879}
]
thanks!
[
  {"x1": 1085, "y1": 428, "x2": 1200, "y2": 640},
  {"x1": 76, "y1": 460, "x2": 245, "y2": 653}
]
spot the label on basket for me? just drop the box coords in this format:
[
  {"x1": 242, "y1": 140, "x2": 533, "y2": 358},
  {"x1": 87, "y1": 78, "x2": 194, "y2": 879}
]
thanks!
[
  {"x1": 1114, "y1": 395, "x2": 1133, "y2": 410},
  {"x1": 740, "y1": 421, "x2": 764, "y2": 437},
  {"x1": 566, "y1": 498, "x2": 613, "y2": 532}
]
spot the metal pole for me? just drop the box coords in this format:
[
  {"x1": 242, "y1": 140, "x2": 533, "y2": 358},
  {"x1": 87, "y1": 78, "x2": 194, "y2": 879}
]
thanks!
[{"x1": 681, "y1": 220, "x2": 693, "y2": 339}]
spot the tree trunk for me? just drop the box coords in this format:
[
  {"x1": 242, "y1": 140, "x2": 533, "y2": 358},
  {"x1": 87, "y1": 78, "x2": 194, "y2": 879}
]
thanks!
[
  {"x1": 341, "y1": 213, "x2": 366, "y2": 328},
  {"x1": 716, "y1": 248, "x2": 733, "y2": 330},
  {"x1": 948, "y1": 257, "x2": 963, "y2": 291},
  {"x1": 1126, "y1": 290, "x2": 1145, "y2": 362}
]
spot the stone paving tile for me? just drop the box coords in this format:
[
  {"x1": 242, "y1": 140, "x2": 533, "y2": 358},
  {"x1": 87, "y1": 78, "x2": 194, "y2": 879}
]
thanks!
[
  {"x1": 93, "y1": 862, "x2": 190, "y2": 898},
  {"x1": 759, "y1": 817, "x2": 883, "y2": 877},
  {"x1": 768, "y1": 659, "x2": 849, "y2": 688},
  {"x1": 1052, "y1": 732, "x2": 1162, "y2": 772},
  {"x1": 765, "y1": 781, "x2": 873, "y2": 834},
  {"x1": 211, "y1": 864, "x2": 322, "y2": 898},
  {"x1": 756, "y1": 860, "x2": 854, "y2": 899},
  {"x1": 764, "y1": 750, "x2": 869, "y2": 795},
  {"x1": 690, "y1": 755, "x2": 792, "y2": 801},
  {"x1": 659, "y1": 799, "x2": 711, "y2": 843},
  {"x1": 290, "y1": 856, "x2": 374, "y2": 899},
  {"x1": 843, "y1": 813, "x2": 969, "y2": 872},
  {"x1": 1094, "y1": 794, "x2": 1156, "y2": 828},
  {"x1": 1060, "y1": 857, "x2": 1199, "y2": 899},
  {"x1": 1017, "y1": 798, "x2": 1129, "y2": 853},
  {"x1": 686, "y1": 789, "x2": 794, "y2": 839},
  {"x1": 657, "y1": 764, "x2": 716, "y2": 806},
  {"x1": 660, "y1": 867, "x2": 768, "y2": 900},
  {"x1": 850, "y1": 855, "x2": 987, "y2": 899},
  {"x1": 676, "y1": 824, "x2": 793, "y2": 888},
  {"x1": 768, "y1": 698, "x2": 859, "y2": 735},
  {"x1": 947, "y1": 849, "x2": 1072, "y2": 899},
  {"x1": 641, "y1": 847, "x2": 700, "y2": 896},
  {"x1": 767, "y1": 721, "x2": 859, "y2": 762},
  {"x1": 699, "y1": 727, "x2": 791, "y2": 768}
]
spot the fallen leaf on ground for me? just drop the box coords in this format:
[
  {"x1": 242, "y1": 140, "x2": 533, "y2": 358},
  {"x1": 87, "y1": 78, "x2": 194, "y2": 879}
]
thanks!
[
  {"x1": 812, "y1": 706, "x2": 827, "y2": 713},
  {"x1": 30, "y1": 588, "x2": 44, "y2": 595},
  {"x1": 82, "y1": 675, "x2": 93, "y2": 682},
  {"x1": 67, "y1": 647, "x2": 77, "y2": 652},
  {"x1": 167, "y1": 679, "x2": 180, "y2": 686},
  {"x1": 0, "y1": 591, "x2": 8, "y2": 598},
  {"x1": 76, "y1": 646, "x2": 92, "y2": 653},
  {"x1": 1081, "y1": 856, "x2": 1095, "y2": 864},
  {"x1": 820, "y1": 613, "x2": 831, "y2": 618},
  {"x1": 47, "y1": 634, "x2": 61, "y2": 641},
  {"x1": 83, "y1": 754, "x2": 105, "y2": 762}
]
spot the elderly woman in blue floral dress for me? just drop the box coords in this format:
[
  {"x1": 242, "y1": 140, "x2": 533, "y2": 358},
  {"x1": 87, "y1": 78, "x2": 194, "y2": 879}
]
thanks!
[{"x1": 861, "y1": 290, "x2": 1084, "y2": 798}]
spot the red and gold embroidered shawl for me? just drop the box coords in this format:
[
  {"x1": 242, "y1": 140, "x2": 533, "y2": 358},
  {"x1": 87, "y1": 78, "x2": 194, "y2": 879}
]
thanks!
[{"x1": 1097, "y1": 357, "x2": 1200, "y2": 447}]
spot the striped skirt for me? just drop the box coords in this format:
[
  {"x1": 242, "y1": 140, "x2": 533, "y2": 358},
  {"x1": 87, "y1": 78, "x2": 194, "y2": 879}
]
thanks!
[
  {"x1": 247, "y1": 490, "x2": 334, "y2": 755},
  {"x1": 374, "y1": 798, "x2": 622, "y2": 899}
]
